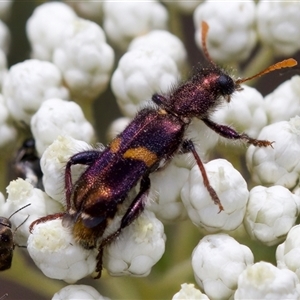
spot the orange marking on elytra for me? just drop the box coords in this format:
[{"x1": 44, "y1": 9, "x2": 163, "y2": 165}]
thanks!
[{"x1": 123, "y1": 147, "x2": 158, "y2": 167}]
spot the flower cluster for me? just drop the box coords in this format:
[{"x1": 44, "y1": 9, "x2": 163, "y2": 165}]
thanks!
[{"x1": 0, "y1": 0, "x2": 300, "y2": 299}]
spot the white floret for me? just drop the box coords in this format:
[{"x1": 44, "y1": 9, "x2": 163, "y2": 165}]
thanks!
[
  {"x1": 264, "y1": 76, "x2": 300, "y2": 124},
  {"x1": 103, "y1": 210, "x2": 166, "y2": 277},
  {"x1": 235, "y1": 261, "x2": 300, "y2": 299},
  {"x1": 28, "y1": 219, "x2": 97, "y2": 283},
  {"x1": 4, "y1": 178, "x2": 62, "y2": 245},
  {"x1": 40, "y1": 135, "x2": 93, "y2": 203},
  {"x1": 26, "y1": 2, "x2": 77, "y2": 60},
  {"x1": 213, "y1": 85, "x2": 267, "y2": 140},
  {"x1": 0, "y1": 93, "x2": 17, "y2": 148},
  {"x1": 52, "y1": 285, "x2": 110, "y2": 300},
  {"x1": 244, "y1": 185, "x2": 300, "y2": 246},
  {"x1": 65, "y1": 1, "x2": 103, "y2": 23},
  {"x1": 172, "y1": 283, "x2": 209, "y2": 300},
  {"x1": 3, "y1": 59, "x2": 69, "y2": 124},
  {"x1": 0, "y1": 19, "x2": 10, "y2": 55},
  {"x1": 181, "y1": 159, "x2": 249, "y2": 232},
  {"x1": 246, "y1": 116, "x2": 300, "y2": 188},
  {"x1": 111, "y1": 48, "x2": 180, "y2": 117},
  {"x1": 128, "y1": 30, "x2": 187, "y2": 70},
  {"x1": 193, "y1": 0, "x2": 257, "y2": 63},
  {"x1": 276, "y1": 225, "x2": 300, "y2": 281},
  {"x1": 147, "y1": 157, "x2": 190, "y2": 222},
  {"x1": 257, "y1": 1, "x2": 300, "y2": 56},
  {"x1": 192, "y1": 234, "x2": 254, "y2": 299},
  {"x1": 30, "y1": 98, "x2": 95, "y2": 155},
  {"x1": 103, "y1": 1, "x2": 168, "y2": 51},
  {"x1": 52, "y1": 18, "x2": 114, "y2": 103}
]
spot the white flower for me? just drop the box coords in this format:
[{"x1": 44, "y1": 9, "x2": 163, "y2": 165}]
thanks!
[
  {"x1": 172, "y1": 283, "x2": 209, "y2": 300},
  {"x1": 103, "y1": 210, "x2": 166, "y2": 277},
  {"x1": 235, "y1": 261, "x2": 300, "y2": 299},
  {"x1": 193, "y1": 0, "x2": 256, "y2": 63},
  {"x1": 244, "y1": 185, "x2": 300, "y2": 246},
  {"x1": 276, "y1": 225, "x2": 300, "y2": 281},
  {"x1": 147, "y1": 157, "x2": 189, "y2": 222},
  {"x1": 192, "y1": 234, "x2": 253, "y2": 299},
  {"x1": 246, "y1": 116, "x2": 300, "y2": 188},
  {"x1": 213, "y1": 85, "x2": 267, "y2": 140},
  {"x1": 181, "y1": 159, "x2": 249, "y2": 232},
  {"x1": 53, "y1": 18, "x2": 114, "y2": 103},
  {"x1": 52, "y1": 285, "x2": 110, "y2": 300},
  {"x1": 3, "y1": 59, "x2": 69, "y2": 124},
  {"x1": 65, "y1": 1, "x2": 103, "y2": 23},
  {"x1": 111, "y1": 48, "x2": 180, "y2": 117},
  {"x1": 0, "y1": 94, "x2": 17, "y2": 149},
  {"x1": 26, "y1": 2, "x2": 77, "y2": 60},
  {"x1": 28, "y1": 219, "x2": 97, "y2": 283},
  {"x1": 257, "y1": 1, "x2": 300, "y2": 56},
  {"x1": 31, "y1": 98, "x2": 95, "y2": 155},
  {"x1": 264, "y1": 76, "x2": 300, "y2": 124},
  {"x1": 103, "y1": 1, "x2": 168, "y2": 51},
  {"x1": 4, "y1": 178, "x2": 62, "y2": 245},
  {"x1": 40, "y1": 135, "x2": 93, "y2": 202},
  {"x1": 106, "y1": 117, "x2": 130, "y2": 141},
  {"x1": 128, "y1": 30, "x2": 187, "y2": 70}
]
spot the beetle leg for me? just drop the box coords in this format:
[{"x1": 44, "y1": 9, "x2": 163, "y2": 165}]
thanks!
[
  {"x1": 202, "y1": 118, "x2": 273, "y2": 147},
  {"x1": 95, "y1": 175, "x2": 151, "y2": 278},
  {"x1": 181, "y1": 139, "x2": 223, "y2": 212},
  {"x1": 65, "y1": 150, "x2": 103, "y2": 209}
]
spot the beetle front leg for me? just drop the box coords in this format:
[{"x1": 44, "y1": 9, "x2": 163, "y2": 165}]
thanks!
[
  {"x1": 181, "y1": 139, "x2": 224, "y2": 212},
  {"x1": 95, "y1": 175, "x2": 151, "y2": 278},
  {"x1": 65, "y1": 150, "x2": 103, "y2": 209},
  {"x1": 202, "y1": 118, "x2": 273, "y2": 147}
]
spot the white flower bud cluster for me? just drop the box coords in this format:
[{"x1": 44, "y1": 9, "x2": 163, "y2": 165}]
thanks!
[
  {"x1": 172, "y1": 283, "x2": 209, "y2": 300},
  {"x1": 194, "y1": 0, "x2": 257, "y2": 63},
  {"x1": 31, "y1": 98, "x2": 95, "y2": 155},
  {"x1": 111, "y1": 45, "x2": 182, "y2": 118},
  {"x1": 102, "y1": 1, "x2": 168, "y2": 51},
  {"x1": 192, "y1": 234, "x2": 254, "y2": 299},
  {"x1": 52, "y1": 285, "x2": 110, "y2": 300},
  {"x1": 26, "y1": 2, "x2": 114, "y2": 103},
  {"x1": 257, "y1": 1, "x2": 300, "y2": 56}
]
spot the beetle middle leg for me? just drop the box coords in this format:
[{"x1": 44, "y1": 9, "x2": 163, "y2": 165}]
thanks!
[{"x1": 181, "y1": 139, "x2": 224, "y2": 212}]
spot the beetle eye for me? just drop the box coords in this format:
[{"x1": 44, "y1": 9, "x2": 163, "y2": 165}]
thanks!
[{"x1": 218, "y1": 74, "x2": 235, "y2": 95}]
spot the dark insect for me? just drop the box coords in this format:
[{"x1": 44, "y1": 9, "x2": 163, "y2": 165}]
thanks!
[
  {"x1": 0, "y1": 204, "x2": 31, "y2": 271},
  {"x1": 12, "y1": 138, "x2": 43, "y2": 189},
  {"x1": 30, "y1": 22, "x2": 297, "y2": 278}
]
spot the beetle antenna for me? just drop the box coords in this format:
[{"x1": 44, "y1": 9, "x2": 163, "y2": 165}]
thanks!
[
  {"x1": 236, "y1": 58, "x2": 297, "y2": 84},
  {"x1": 8, "y1": 203, "x2": 31, "y2": 220},
  {"x1": 201, "y1": 21, "x2": 216, "y2": 67}
]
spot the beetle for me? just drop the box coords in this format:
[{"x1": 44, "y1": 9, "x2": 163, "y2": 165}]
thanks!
[
  {"x1": 30, "y1": 22, "x2": 297, "y2": 278},
  {"x1": 0, "y1": 204, "x2": 31, "y2": 271}
]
